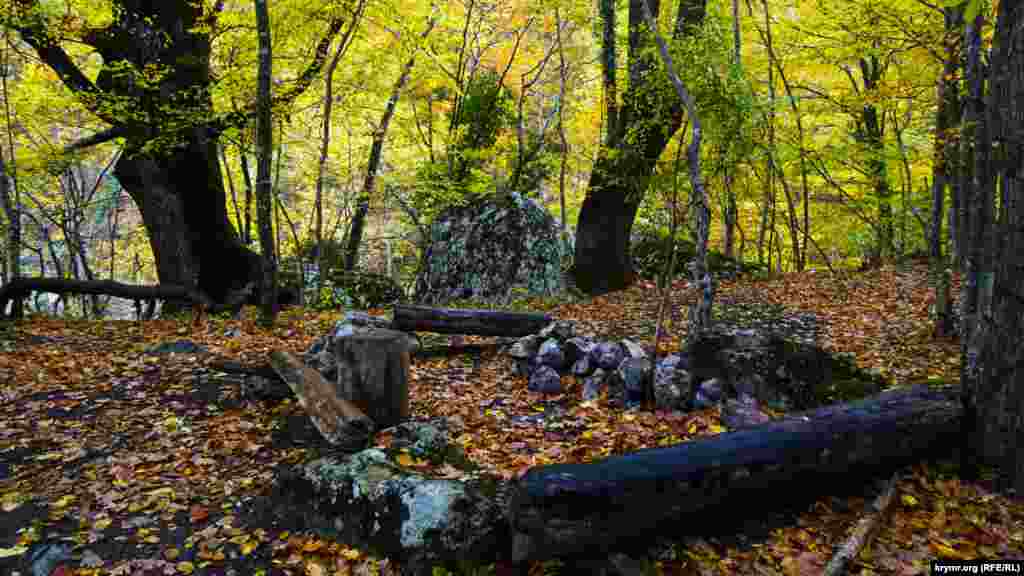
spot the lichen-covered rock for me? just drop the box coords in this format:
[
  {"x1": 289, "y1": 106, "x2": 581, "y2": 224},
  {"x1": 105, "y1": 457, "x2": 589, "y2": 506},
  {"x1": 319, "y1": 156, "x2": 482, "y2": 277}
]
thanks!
[
  {"x1": 413, "y1": 192, "x2": 568, "y2": 304},
  {"x1": 536, "y1": 339, "x2": 565, "y2": 370},
  {"x1": 538, "y1": 320, "x2": 575, "y2": 341},
  {"x1": 582, "y1": 369, "x2": 607, "y2": 401},
  {"x1": 591, "y1": 342, "x2": 624, "y2": 370},
  {"x1": 617, "y1": 358, "x2": 652, "y2": 408},
  {"x1": 257, "y1": 438, "x2": 511, "y2": 575},
  {"x1": 508, "y1": 335, "x2": 542, "y2": 359},
  {"x1": 528, "y1": 365, "x2": 562, "y2": 394},
  {"x1": 620, "y1": 339, "x2": 647, "y2": 361},
  {"x1": 653, "y1": 356, "x2": 692, "y2": 411},
  {"x1": 563, "y1": 337, "x2": 596, "y2": 366}
]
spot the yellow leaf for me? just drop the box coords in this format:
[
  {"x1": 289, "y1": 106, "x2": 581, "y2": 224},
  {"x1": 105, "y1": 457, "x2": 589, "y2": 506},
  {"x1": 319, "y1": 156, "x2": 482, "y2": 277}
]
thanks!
[
  {"x1": 1, "y1": 492, "x2": 23, "y2": 512},
  {"x1": 53, "y1": 495, "x2": 76, "y2": 508},
  {"x1": 901, "y1": 494, "x2": 918, "y2": 507},
  {"x1": 177, "y1": 561, "x2": 195, "y2": 574},
  {"x1": 240, "y1": 540, "x2": 258, "y2": 555},
  {"x1": 165, "y1": 548, "x2": 180, "y2": 561},
  {"x1": 341, "y1": 548, "x2": 362, "y2": 560}
]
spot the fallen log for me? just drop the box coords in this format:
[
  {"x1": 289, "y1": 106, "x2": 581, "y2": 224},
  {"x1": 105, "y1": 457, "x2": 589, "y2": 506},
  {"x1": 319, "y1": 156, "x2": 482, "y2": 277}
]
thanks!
[
  {"x1": 507, "y1": 384, "x2": 961, "y2": 563},
  {"x1": 0, "y1": 277, "x2": 256, "y2": 318},
  {"x1": 256, "y1": 384, "x2": 961, "y2": 573},
  {"x1": 268, "y1": 350, "x2": 375, "y2": 452},
  {"x1": 393, "y1": 304, "x2": 552, "y2": 337}
]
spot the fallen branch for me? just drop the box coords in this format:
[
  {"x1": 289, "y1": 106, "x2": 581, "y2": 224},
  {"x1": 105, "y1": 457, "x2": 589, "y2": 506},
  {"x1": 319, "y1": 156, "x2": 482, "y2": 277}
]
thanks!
[{"x1": 823, "y1": 472, "x2": 899, "y2": 576}]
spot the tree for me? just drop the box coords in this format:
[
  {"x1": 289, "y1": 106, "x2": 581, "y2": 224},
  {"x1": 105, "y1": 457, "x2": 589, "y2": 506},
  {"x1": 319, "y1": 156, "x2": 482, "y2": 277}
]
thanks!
[
  {"x1": 255, "y1": 0, "x2": 278, "y2": 327},
  {"x1": 972, "y1": 0, "x2": 1024, "y2": 495},
  {"x1": 572, "y1": 0, "x2": 707, "y2": 295},
  {"x1": 4, "y1": 1, "x2": 345, "y2": 312}
]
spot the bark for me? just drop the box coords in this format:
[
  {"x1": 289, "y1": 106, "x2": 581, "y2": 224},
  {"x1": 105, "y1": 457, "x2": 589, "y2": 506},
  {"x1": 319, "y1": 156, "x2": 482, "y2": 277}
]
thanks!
[
  {"x1": 0, "y1": 60, "x2": 21, "y2": 318},
  {"x1": 599, "y1": 0, "x2": 618, "y2": 145},
  {"x1": 255, "y1": 0, "x2": 277, "y2": 327},
  {"x1": 269, "y1": 350, "x2": 375, "y2": 452},
  {"x1": 509, "y1": 384, "x2": 960, "y2": 562},
  {"x1": 393, "y1": 305, "x2": 552, "y2": 337},
  {"x1": 852, "y1": 56, "x2": 894, "y2": 266},
  {"x1": 958, "y1": 13, "x2": 985, "y2": 482},
  {"x1": 976, "y1": 0, "x2": 1024, "y2": 494},
  {"x1": 8, "y1": 1, "x2": 343, "y2": 313},
  {"x1": 572, "y1": 0, "x2": 707, "y2": 295},
  {"x1": 555, "y1": 10, "x2": 570, "y2": 243},
  {"x1": 343, "y1": 19, "x2": 435, "y2": 271},
  {"x1": 259, "y1": 384, "x2": 960, "y2": 573},
  {"x1": 0, "y1": 277, "x2": 223, "y2": 315}
]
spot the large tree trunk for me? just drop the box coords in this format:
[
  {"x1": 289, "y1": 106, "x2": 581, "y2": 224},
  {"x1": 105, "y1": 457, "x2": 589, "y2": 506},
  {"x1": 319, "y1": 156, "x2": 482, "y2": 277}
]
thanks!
[
  {"x1": 113, "y1": 136, "x2": 264, "y2": 313},
  {"x1": 9, "y1": 1, "x2": 341, "y2": 313},
  {"x1": 573, "y1": 0, "x2": 707, "y2": 295},
  {"x1": 975, "y1": 0, "x2": 1024, "y2": 495}
]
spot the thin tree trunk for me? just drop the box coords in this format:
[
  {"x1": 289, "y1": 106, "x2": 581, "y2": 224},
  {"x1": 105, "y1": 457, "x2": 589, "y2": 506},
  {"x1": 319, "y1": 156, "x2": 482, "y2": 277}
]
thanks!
[
  {"x1": 600, "y1": 0, "x2": 618, "y2": 147},
  {"x1": 241, "y1": 152, "x2": 254, "y2": 246},
  {"x1": 222, "y1": 147, "x2": 243, "y2": 242},
  {"x1": 343, "y1": 19, "x2": 435, "y2": 272},
  {"x1": 637, "y1": 0, "x2": 713, "y2": 341},
  {"x1": 0, "y1": 40, "x2": 22, "y2": 319},
  {"x1": 255, "y1": 0, "x2": 277, "y2": 327},
  {"x1": 555, "y1": 10, "x2": 570, "y2": 247}
]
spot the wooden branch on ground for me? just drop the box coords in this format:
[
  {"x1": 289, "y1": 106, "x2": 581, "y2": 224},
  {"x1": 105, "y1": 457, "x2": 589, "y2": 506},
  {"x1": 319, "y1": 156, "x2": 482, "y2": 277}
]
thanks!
[
  {"x1": 269, "y1": 350, "x2": 375, "y2": 452},
  {"x1": 823, "y1": 472, "x2": 899, "y2": 576},
  {"x1": 393, "y1": 304, "x2": 552, "y2": 336}
]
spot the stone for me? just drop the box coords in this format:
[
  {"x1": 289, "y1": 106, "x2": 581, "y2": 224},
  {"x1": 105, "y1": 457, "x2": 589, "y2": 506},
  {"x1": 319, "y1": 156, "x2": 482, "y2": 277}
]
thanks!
[
  {"x1": 538, "y1": 320, "x2": 575, "y2": 341},
  {"x1": 692, "y1": 378, "x2": 725, "y2": 410},
  {"x1": 721, "y1": 395, "x2": 772, "y2": 430},
  {"x1": 537, "y1": 339, "x2": 565, "y2": 370},
  {"x1": 564, "y1": 337, "x2": 597, "y2": 365},
  {"x1": 591, "y1": 342, "x2": 624, "y2": 370},
  {"x1": 143, "y1": 340, "x2": 207, "y2": 355},
  {"x1": 620, "y1": 339, "x2": 647, "y2": 360},
  {"x1": 528, "y1": 365, "x2": 562, "y2": 394},
  {"x1": 653, "y1": 356, "x2": 692, "y2": 411},
  {"x1": 582, "y1": 369, "x2": 607, "y2": 401},
  {"x1": 618, "y1": 358, "x2": 652, "y2": 408},
  {"x1": 571, "y1": 355, "x2": 594, "y2": 377},
  {"x1": 341, "y1": 310, "x2": 395, "y2": 329},
  {"x1": 508, "y1": 335, "x2": 542, "y2": 359},
  {"x1": 413, "y1": 192, "x2": 569, "y2": 305},
  {"x1": 386, "y1": 418, "x2": 451, "y2": 463}
]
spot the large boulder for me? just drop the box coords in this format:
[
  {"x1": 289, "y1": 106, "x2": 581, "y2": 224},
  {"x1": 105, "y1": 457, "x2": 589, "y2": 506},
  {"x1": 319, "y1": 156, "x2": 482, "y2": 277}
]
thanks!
[{"x1": 413, "y1": 192, "x2": 567, "y2": 304}]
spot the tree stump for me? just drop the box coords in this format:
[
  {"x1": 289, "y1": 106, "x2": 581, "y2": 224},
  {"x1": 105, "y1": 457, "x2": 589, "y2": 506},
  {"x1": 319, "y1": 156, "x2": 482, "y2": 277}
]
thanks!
[{"x1": 333, "y1": 328, "x2": 411, "y2": 429}]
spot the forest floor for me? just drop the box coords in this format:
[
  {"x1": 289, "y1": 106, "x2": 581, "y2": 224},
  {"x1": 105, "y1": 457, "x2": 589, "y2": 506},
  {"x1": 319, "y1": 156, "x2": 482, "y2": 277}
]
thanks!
[{"x1": 0, "y1": 259, "x2": 1022, "y2": 575}]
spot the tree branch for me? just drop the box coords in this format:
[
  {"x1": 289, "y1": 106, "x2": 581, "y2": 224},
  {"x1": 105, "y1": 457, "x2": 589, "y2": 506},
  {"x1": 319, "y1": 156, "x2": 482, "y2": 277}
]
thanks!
[
  {"x1": 8, "y1": 1, "x2": 115, "y2": 125},
  {"x1": 62, "y1": 125, "x2": 130, "y2": 153}
]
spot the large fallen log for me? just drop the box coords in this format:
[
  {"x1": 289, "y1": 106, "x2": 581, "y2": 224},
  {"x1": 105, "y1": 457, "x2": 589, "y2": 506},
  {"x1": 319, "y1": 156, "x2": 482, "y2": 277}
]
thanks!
[
  {"x1": 392, "y1": 304, "x2": 552, "y2": 336},
  {"x1": 507, "y1": 383, "x2": 961, "y2": 562},
  {"x1": 255, "y1": 383, "x2": 961, "y2": 573}
]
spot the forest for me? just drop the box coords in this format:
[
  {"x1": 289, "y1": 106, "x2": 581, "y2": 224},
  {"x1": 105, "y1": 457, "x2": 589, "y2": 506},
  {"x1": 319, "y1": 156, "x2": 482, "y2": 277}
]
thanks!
[{"x1": 0, "y1": 0, "x2": 1023, "y2": 574}]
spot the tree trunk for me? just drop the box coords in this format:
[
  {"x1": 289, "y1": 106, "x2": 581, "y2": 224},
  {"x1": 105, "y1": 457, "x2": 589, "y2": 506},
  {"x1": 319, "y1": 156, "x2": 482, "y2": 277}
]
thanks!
[
  {"x1": 393, "y1": 304, "x2": 552, "y2": 337},
  {"x1": 573, "y1": 0, "x2": 707, "y2": 296},
  {"x1": 975, "y1": 0, "x2": 1023, "y2": 495},
  {"x1": 344, "y1": 19, "x2": 435, "y2": 272},
  {"x1": 255, "y1": 0, "x2": 278, "y2": 327},
  {"x1": 10, "y1": 1, "x2": 341, "y2": 313}
]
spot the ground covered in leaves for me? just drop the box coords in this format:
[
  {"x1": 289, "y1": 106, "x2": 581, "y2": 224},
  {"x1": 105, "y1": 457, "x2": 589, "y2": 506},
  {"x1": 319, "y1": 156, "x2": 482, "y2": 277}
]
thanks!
[{"x1": 0, "y1": 260, "x2": 1021, "y2": 575}]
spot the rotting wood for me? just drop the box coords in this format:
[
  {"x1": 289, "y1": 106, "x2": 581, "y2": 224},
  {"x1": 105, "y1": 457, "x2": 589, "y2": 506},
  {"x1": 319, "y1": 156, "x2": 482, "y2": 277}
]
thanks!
[{"x1": 268, "y1": 350, "x2": 375, "y2": 452}]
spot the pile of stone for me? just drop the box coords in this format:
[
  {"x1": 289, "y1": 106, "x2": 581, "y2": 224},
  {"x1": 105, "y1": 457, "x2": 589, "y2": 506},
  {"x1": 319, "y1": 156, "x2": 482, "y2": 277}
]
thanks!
[{"x1": 503, "y1": 313, "x2": 885, "y2": 431}]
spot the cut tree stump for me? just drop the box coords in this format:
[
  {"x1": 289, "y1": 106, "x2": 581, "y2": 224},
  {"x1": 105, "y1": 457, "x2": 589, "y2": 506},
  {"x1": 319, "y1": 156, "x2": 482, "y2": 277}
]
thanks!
[
  {"x1": 333, "y1": 328, "x2": 411, "y2": 429},
  {"x1": 393, "y1": 304, "x2": 552, "y2": 337},
  {"x1": 268, "y1": 350, "x2": 375, "y2": 452}
]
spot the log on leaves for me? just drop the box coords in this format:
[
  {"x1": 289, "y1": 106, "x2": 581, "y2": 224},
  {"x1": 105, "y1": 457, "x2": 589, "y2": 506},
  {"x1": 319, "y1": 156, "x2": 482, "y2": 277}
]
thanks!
[
  {"x1": 393, "y1": 304, "x2": 551, "y2": 336},
  {"x1": 507, "y1": 384, "x2": 962, "y2": 563}
]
